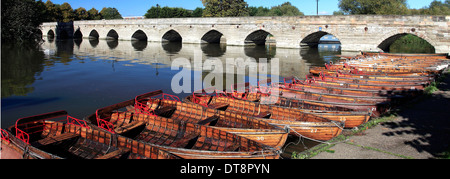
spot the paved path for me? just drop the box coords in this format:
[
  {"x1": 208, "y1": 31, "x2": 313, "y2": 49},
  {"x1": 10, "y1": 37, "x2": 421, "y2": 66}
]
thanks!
[{"x1": 312, "y1": 71, "x2": 450, "y2": 159}]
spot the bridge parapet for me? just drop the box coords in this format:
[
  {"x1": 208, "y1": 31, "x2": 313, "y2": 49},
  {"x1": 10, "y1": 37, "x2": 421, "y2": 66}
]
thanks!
[{"x1": 41, "y1": 15, "x2": 449, "y2": 54}]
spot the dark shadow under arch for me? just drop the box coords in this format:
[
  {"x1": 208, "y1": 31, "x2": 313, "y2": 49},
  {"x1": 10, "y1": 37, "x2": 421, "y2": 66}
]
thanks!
[
  {"x1": 106, "y1": 29, "x2": 119, "y2": 40},
  {"x1": 301, "y1": 31, "x2": 341, "y2": 48},
  {"x1": 245, "y1": 30, "x2": 275, "y2": 46},
  {"x1": 201, "y1": 30, "x2": 223, "y2": 44},
  {"x1": 74, "y1": 29, "x2": 83, "y2": 39},
  {"x1": 162, "y1": 30, "x2": 182, "y2": 42},
  {"x1": 47, "y1": 30, "x2": 55, "y2": 39},
  {"x1": 89, "y1": 30, "x2": 99, "y2": 39},
  {"x1": 132, "y1": 30, "x2": 148, "y2": 41},
  {"x1": 378, "y1": 33, "x2": 435, "y2": 53}
]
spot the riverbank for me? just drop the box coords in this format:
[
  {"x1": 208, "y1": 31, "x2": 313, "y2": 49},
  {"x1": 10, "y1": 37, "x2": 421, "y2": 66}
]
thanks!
[{"x1": 294, "y1": 69, "x2": 450, "y2": 159}]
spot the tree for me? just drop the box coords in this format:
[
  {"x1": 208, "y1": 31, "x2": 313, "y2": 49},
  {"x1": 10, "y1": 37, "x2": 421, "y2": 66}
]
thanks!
[
  {"x1": 192, "y1": 7, "x2": 204, "y2": 17},
  {"x1": 87, "y1": 8, "x2": 102, "y2": 20},
  {"x1": 338, "y1": 0, "x2": 408, "y2": 15},
  {"x1": 74, "y1": 7, "x2": 88, "y2": 20},
  {"x1": 202, "y1": 0, "x2": 249, "y2": 17},
  {"x1": 145, "y1": 5, "x2": 192, "y2": 18},
  {"x1": 145, "y1": 5, "x2": 161, "y2": 18},
  {"x1": 1, "y1": 0, "x2": 45, "y2": 43},
  {"x1": 100, "y1": 7, "x2": 122, "y2": 19},
  {"x1": 60, "y1": 2, "x2": 74, "y2": 22},
  {"x1": 333, "y1": 10, "x2": 345, "y2": 15},
  {"x1": 267, "y1": 2, "x2": 304, "y2": 16}
]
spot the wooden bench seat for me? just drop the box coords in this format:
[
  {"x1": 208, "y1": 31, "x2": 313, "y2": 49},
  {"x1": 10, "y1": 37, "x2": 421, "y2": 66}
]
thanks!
[
  {"x1": 255, "y1": 112, "x2": 271, "y2": 118},
  {"x1": 114, "y1": 120, "x2": 146, "y2": 134},
  {"x1": 207, "y1": 103, "x2": 229, "y2": 109},
  {"x1": 154, "y1": 106, "x2": 176, "y2": 116},
  {"x1": 95, "y1": 148, "x2": 131, "y2": 159},
  {"x1": 33, "y1": 133, "x2": 80, "y2": 147},
  {"x1": 197, "y1": 116, "x2": 219, "y2": 125}
]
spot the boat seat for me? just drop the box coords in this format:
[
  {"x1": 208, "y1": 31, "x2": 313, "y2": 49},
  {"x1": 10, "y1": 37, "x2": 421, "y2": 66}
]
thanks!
[
  {"x1": 170, "y1": 135, "x2": 199, "y2": 148},
  {"x1": 154, "y1": 106, "x2": 176, "y2": 117},
  {"x1": 255, "y1": 112, "x2": 271, "y2": 118},
  {"x1": 33, "y1": 133, "x2": 80, "y2": 147},
  {"x1": 95, "y1": 148, "x2": 131, "y2": 159},
  {"x1": 114, "y1": 120, "x2": 146, "y2": 134},
  {"x1": 197, "y1": 116, "x2": 219, "y2": 125},
  {"x1": 207, "y1": 103, "x2": 229, "y2": 109}
]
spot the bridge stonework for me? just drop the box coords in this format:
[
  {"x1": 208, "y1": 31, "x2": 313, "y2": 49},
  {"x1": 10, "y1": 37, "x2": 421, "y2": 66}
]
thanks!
[{"x1": 41, "y1": 15, "x2": 449, "y2": 54}]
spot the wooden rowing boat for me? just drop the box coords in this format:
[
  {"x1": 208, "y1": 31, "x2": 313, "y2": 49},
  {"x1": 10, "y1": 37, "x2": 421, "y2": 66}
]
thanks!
[
  {"x1": 310, "y1": 74, "x2": 430, "y2": 86},
  {"x1": 86, "y1": 93, "x2": 280, "y2": 159},
  {"x1": 280, "y1": 77, "x2": 421, "y2": 98},
  {"x1": 310, "y1": 66, "x2": 435, "y2": 77},
  {"x1": 310, "y1": 69, "x2": 435, "y2": 81},
  {"x1": 221, "y1": 82, "x2": 373, "y2": 128},
  {"x1": 3, "y1": 111, "x2": 180, "y2": 159},
  {"x1": 132, "y1": 90, "x2": 289, "y2": 149},
  {"x1": 184, "y1": 93, "x2": 344, "y2": 141},
  {"x1": 300, "y1": 77, "x2": 426, "y2": 91}
]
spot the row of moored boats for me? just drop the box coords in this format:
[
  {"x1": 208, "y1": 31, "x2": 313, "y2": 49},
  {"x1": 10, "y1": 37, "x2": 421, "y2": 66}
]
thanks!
[{"x1": 1, "y1": 52, "x2": 449, "y2": 159}]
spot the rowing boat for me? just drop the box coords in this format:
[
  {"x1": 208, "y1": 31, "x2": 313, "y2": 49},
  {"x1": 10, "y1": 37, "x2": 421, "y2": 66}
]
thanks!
[
  {"x1": 132, "y1": 90, "x2": 289, "y2": 149},
  {"x1": 86, "y1": 92, "x2": 280, "y2": 159},
  {"x1": 280, "y1": 77, "x2": 421, "y2": 98},
  {"x1": 3, "y1": 111, "x2": 179, "y2": 159},
  {"x1": 184, "y1": 93, "x2": 344, "y2": 141}
]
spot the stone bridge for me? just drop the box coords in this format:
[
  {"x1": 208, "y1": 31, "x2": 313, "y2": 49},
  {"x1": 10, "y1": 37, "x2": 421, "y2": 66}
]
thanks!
[{"x1": 41, "y1": 15, "x2": 449, "y2": 54}]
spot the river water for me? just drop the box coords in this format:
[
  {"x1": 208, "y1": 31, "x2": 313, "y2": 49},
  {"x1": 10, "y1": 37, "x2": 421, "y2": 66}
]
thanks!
[{"x1": 1, "y1": 38, "x2": 345, "y2": 158}]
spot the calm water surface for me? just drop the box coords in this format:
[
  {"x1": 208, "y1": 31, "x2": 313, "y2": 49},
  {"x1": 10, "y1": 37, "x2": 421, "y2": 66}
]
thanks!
[{"x1": 1, "y1": 39, "x2": 344, "y2": 157}]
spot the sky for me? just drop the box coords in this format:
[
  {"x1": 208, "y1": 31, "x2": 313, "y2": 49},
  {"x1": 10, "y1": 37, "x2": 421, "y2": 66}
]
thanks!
[{"x1": 49, "y1": 0, "x2": 443, "y2": 17}]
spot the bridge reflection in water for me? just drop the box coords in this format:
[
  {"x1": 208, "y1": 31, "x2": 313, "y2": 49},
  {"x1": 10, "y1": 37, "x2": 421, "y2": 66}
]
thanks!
[{"x1": 3, "y1": 38, "x2": 346, "y2": 156}]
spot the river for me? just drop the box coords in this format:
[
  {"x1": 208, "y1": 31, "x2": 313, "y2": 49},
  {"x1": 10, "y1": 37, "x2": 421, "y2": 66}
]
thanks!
[{"x1": 1, "y1": 38, "x2": 346, "y2": 158}]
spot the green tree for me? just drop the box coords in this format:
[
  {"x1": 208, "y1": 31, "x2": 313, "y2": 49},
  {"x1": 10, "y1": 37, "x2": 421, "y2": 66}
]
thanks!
[
  {"x1": 87, "y1": 8, "x2": 102, "y2": 20},
  {"x1": 44, "y1": 0, "x2": 62, "y2": 22},
  {"x1": 145, "y1": 5, "x2": 161, "y2": 18},
  {"x1": 60, "y1": 2, "x2": 74, "y2": 22},
  {"x1": 74, "y1": 7, "x2": 88, "y2": 20},
  {"x1": 248, "y1": 6, "x2": 270, "y2": 16},
  {"x1": 100, "y1": 7, "x2": 122, "y2": 19},
  {"x1": 338, "y1": 0, "x2": 408, "y2": 15},
  {"x1": 192, "y1": 7, "x2": 204, "y2": 17},
  {"x1": 1, "y1": 0, "x2": 45, "y2": 43},
  {"x1": 333, "y1": 10, "x2": 345, "y2": 15},
  {"x1": 202, "y1": 0, "x2": 249, "y2": 17},
  {"x1": 267, "y1": 2, "x2": 304, "y2": 16}
]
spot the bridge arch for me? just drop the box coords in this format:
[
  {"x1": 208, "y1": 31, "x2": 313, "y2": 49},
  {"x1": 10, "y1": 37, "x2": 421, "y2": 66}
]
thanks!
[
  {"x1": 47, "y1": 29, "x2": 55, "y2": 39},
  {"x1": 201, "y1": 30, "x2": 225, "y2": 44},
  {"x1": 74, "y1": 29, "x2": 83, "y2": 39},
  {"x1": 162, "y1": 29, "x2": 182, "y2": 42},
  {"x1": 132, "y1": 30, "x2": 148, "y2": 41},
  {"x1": 300, "y1": 31, "x2": 341, "y2": 48},
  {"x1": 89, "y1": 30, "x2": 99, "y2": 39},
  {"x1": 244, "y1": 30, "x2": 276, "y2": 46},
  {"x1": 106, "y1": 29, "x2": 119, "y2": 40},
  {"x1": 376, "y1": 32, "x2": 436, "y2": 53}
]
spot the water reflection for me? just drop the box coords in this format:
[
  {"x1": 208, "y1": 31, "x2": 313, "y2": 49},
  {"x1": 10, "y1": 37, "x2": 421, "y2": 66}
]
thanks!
[
  {"x1": 2, "y1": 39, "x2": 341, "y2": 156},
  {"x1": 1, "y1": 44, "x2": 45, "y2": 98}
]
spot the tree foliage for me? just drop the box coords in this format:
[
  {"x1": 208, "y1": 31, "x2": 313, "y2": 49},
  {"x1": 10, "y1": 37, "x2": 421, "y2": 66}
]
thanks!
[
  {"x1": 338, "y1": 0, "x2": 449, "y2": 15},
  {"x1": 100, "y1": 7, "x2": 123, "y2": 19},
  {"x1": 145, "y1": 5, "x2": 195, "y2": 18},
  {"x1": 338, "y1": 0, "x2": 408, "y2": 15},
  {"x1": 389, "y1": 34, "x2": 435, "y2": 53},
  {"x1": 1, "y1": 0, "x2": 45, "y2": 43},
  {"x1": 202, "y1": 0, "x2": 249, "y2": 17},
  {"x1": 249, "y1": 2, "x2": 304, "y2": 16}
]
